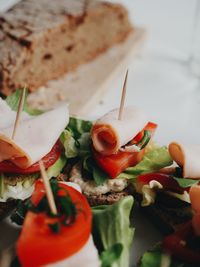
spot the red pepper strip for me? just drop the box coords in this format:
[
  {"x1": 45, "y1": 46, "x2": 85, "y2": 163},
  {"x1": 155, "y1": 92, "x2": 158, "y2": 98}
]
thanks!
[
  {"x1": 138, "y1": 173, "x2": 188, "y2": 194},
  {"x1": 131, "y1": 122, "x2": 157, "y2": 144},
  {"x1": 163, "y1": 221, "x2": 200, "y2": 264}
]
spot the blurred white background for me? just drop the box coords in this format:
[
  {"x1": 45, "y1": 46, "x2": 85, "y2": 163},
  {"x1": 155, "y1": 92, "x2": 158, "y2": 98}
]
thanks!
[
  {"x1": 0, "y1": 0, "x2": 199, "y2": 144},
  {"x1": 94, "y1": 0, "x2": 200, "y2": 145}
]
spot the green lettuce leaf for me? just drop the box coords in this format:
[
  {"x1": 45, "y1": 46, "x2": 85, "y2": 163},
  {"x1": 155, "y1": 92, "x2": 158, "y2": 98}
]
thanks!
[
  {"x1": 67, "y1": 117, "x2": 93, "y2": 139},
  {"x1": 62, "y1": 125, "x2": 109, "y2": 185},
  {"x1": 77, "y1": 132, "x2": 92, "y2": 158},
  {"x1": 92, "y1": 165, "x2": 109, "y2": 186},
  {"x1": 139, "y1": 244, "x2": 197, "y2": 267},
  {"x1": 6, "y1": 89, "x2": 42, "y2": 115},
  {"x1": 173, "y1": 177, "x2": 200, "y2": 188},
  {"x1": 100, "y1": 243, "x2": 123, "y2": 267},
  {"x1": 61, "y1": 130, "x2": 78, "y2": 158},
  {"x1": 139, "y1": 244, "x2": 162, "y2": 267},
  {"x1": 46, "y1": 154, "x2": 67, "y2": 178},
  {"x1": 118, "y1": 147, "x2": 173, "y2": 180},
  {"x1": 92, "y1": 196, "x2": 134, "y2": 267}
]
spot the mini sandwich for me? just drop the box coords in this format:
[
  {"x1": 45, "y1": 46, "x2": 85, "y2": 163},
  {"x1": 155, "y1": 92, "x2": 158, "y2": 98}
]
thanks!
[
  {"x1": 16, "y1": 179, "x2": 100, "y2": 267},
  {"x1": 12, "y1": 178, "x2": 135, "y2": 267},
  {"x1": 61, "y1": 107, "x2": 172, "y2": 205},
  {"x1": 0, "y1": 91, "x2": 69, "y2": 219},
  {"x1": 134, "y1": 142, "x2": 200, "y2": 234},
  {"x1": 139, "y1": 185, "x2": 200, "y2": 267}
]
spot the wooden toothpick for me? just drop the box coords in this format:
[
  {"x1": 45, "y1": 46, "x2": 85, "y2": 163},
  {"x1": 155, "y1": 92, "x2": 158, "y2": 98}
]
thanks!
[
  {"x1": 118, "y1": 70, "x2": 129, "y2": 120},
  {"x1": 12, "y1": 87, "x2": 27, "y2": 140},
  {"x1": 39, "y1": 160, "x2": 58, "y2": 215}
]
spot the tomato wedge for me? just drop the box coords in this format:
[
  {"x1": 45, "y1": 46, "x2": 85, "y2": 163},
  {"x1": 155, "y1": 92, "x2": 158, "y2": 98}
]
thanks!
[
  {"x1": 138, "y1": 173, "x2": 187, "y2": 194},
  {"x1": 93, "y1": 121, "x2": 157, "y2": 178},
  {"x1": 17, "y1": 181, "x2": 92, "y2": 267},
  {"x1": 0, "y1": 141, "x2": 62, "y2": 174},
  {"x1": 163, "y1": 221, "x2": 200, "y2": 264}
]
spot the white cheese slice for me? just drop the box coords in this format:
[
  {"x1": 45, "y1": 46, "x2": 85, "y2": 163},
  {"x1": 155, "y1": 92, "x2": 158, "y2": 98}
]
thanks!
[
  {"x1": 91, "y1": 107, "x2": 148, "y2": 155},
  {"x1": 45, "y1": 235, "x2": 100, "y2": 267},
  {"x1": 169, "y1": 142, "x2": 200, "y2": 179},
  {"x1": 0, "y1": 99, "x2": 69, "y2": 168}
]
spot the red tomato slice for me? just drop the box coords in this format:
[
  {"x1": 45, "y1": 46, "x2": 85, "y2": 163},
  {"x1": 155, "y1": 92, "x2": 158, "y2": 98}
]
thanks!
[
  {"x1": 94, "y1": 149, "x2": 145, "y2": 178},
  {"x1": 163, "y1": 221, "x2": 200, "y2": 264},
  {"x1": 138, "y1": 173, "x2": 187, "y2": 194},
  {"x1": 0, "y1": 141, "x2": 62, "y2": 174},
  {"x1": 17, "y1": 181, "x2": 92, "y2": 267},
  {"x1": 93, "y1": 121, "x2": 157, "y2": 178},
  {"x1": 31, "y1": 180, "x2": 46, "y2": 206}
]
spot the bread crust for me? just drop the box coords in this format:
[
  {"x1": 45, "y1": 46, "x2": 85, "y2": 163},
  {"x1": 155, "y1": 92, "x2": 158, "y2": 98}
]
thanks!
[{"x1": 0, "y1": 0, "x2": 133, "y2": 95}]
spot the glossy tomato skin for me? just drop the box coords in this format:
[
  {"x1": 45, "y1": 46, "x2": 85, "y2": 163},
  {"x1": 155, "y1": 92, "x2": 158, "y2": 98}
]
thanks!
[
  {"x1": 0, "y1": 141, "x2": 62, "y2": 174},
  {"x1": 94, "y1": 149, "x2": 144, "y2": 178},
  {"x1": 17, "y1": 181, "x2": 92, "y2": 267},
  {"x1": 163, "y1": 222, "x2": 200, "y2": 264},
  {"x1": 138, "y1": 173, "x2": 187, "y2": 194}
]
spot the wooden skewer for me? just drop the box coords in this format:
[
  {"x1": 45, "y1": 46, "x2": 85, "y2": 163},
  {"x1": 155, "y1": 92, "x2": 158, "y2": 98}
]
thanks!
[
  {"x1": 118, "y1": 70, "x2": 129, "y2": 120},
  {"x1": 12, "y1": 87, "x2": 26, "y2": 140},
  {"x1": 39, "y1": 160, "x2": 58, "y2": 215}
]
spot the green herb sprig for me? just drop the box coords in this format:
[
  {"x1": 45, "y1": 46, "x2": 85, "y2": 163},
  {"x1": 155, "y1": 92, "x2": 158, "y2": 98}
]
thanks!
[{"x1": 11, "y1": 179, "x2": 80, "y2": 233}]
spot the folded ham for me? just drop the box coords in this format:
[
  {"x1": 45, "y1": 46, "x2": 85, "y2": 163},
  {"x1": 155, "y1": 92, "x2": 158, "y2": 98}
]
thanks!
[
  {"x1": 91, "y1": 107, "x2": 148, "y2": 155},
  {"x1": 0, "y1": 99, "x2": 69, "y2": 168},
  {"x1": 169, "y1": 142, "x2": 200, "y2": 179}
]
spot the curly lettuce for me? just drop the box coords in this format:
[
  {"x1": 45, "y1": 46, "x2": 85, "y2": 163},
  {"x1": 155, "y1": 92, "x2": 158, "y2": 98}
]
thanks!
[{"x1": 92, "y1": 196, "x2": 134, "y2": 267}]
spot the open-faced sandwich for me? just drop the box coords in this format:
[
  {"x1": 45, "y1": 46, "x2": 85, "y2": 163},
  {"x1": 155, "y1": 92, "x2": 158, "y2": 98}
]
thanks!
[
  {"x1": 61, "y1": 107, "x2": 172, "y2": 206},
  {"x1": 0, "y1": 90, "x2": 68, "y2": 219},
  {"x1": 12, "y1": 178, "x2": 134, "y2": 267},
  {"x1": 134, "y1": 142, "x2": 200, "y2": 234},
  {"x1": 139, "y1": 184, "x2": 200, "y2": 267}
]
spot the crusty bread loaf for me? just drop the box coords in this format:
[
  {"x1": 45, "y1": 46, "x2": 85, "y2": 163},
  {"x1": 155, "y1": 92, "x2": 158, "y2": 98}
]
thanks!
[{"x1": 0, "y1": 0, "x2": 133, "y2": 95}]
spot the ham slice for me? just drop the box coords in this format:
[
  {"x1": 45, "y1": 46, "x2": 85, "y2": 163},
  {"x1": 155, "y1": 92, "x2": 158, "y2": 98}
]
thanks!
[
  {"x1": 91, "y1": 107, "x2": 148, "y2": 155},
  {"x1": 0, "y1": 99, "x2": 69, "y2": 168},
  {"x1": 169, "y1": 142, "x2": 200, "y2": 179}
]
